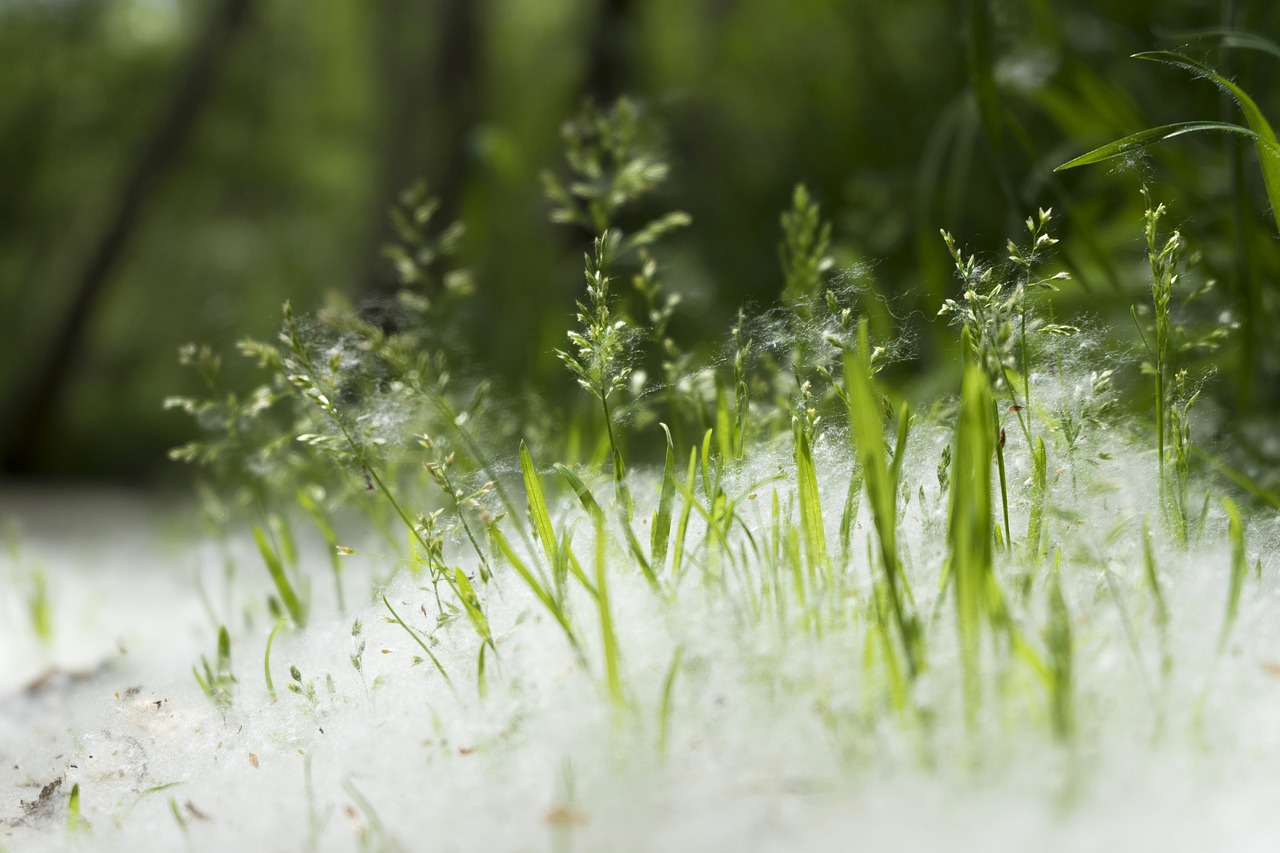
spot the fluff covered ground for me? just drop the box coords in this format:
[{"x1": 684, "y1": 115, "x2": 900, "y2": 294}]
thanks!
[{"x1": 3, "y1": 409, "x2": 1280, "y2": 852}]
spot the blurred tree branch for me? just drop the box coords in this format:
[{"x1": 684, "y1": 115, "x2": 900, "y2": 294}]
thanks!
[{"x1": 1, "y1": 0, "x2": 255, "y2": 473}]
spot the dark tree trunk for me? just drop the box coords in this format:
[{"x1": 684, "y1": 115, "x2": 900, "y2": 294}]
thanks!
[
  {"x1": 361, "y1": 0, "x2": 482, "y2": 300},
  {"x1": 0, "y1": 0, "x2": 254, "y2": 474},
  {"x1": 585, "y1": 0, "x2": 635, "y2": 105}
]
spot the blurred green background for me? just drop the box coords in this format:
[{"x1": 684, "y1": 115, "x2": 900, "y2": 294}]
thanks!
[{"x1": 2, "y1": 0, "x2": 1278, "y2": 480}]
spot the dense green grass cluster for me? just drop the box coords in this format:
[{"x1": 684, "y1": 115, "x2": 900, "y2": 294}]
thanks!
[{"x1": 162, "y1": 85, "x2": 1276, "y2": 790}]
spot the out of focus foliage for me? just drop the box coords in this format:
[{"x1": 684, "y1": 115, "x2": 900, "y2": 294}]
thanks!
[{"x1": 1, "y1": 0, "x2": 1278, "y2": 478}]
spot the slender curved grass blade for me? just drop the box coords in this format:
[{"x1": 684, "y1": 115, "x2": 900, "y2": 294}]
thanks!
[
  {"x1": 263, "y1": 616, "x2": 288, "y2": 702},
  {"x1": 1134, "y1": 52, "x2": 1278, "y2": 145},
  {"x1": 554, "y1": 464, "x2": 605, "y2": 521},
  {"x1": 1134, "y1": 51, "x2": 1280, "y2": 231},
  {"x1": 382, "y1": 596, "x2": 452, "y2": 687},
  {"x1": 1159, "y1": 27, "x2": 1280, "y2": 62},
  {"x1": 1056, "y1": 121, "x2": 1265, "y2": 171}
]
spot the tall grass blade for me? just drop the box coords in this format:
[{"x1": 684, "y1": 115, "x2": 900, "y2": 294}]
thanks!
[
  {"x1": 1026, "y1": 436, "x2": 1048, "y2": 567},
  {"x1": 1044, "y1": 569, "x2": 1074, "y2": 743},
  {"x1": 793, "y1": 423, "x2": 829, "y2": 584},
  {"x1": 254, "y1": 524, "x2": 306, "y2": 628},
  {"x1": 593, "y1": 512, "x2": 624, "y2": 706},
  {"x1": 651, "y1": 425, "x2": 678, "y2": 571},
  {"x1": 844, "y1": 322, "x2": 921, "y2": 678},
  {"x1": 657, "y1": 646, "x2": 683, "y2": 756},
  {"x1": 1142, "y1": 523, "x2": 1172, "y2": 690},
  {"x1": 521, "y1": 441, "x2": 560, "y2": 573},
  {"x1": 1218, "y1": 497, "x2": 1249, "y2": 655},
  {"x1": 671, "y1": 446, "x2": 698, "y2": 578},
  {"x1": 263, "y1": 616, "x2": 288, "y2": 702},
  {"x1": 946, "y1": 351, "x2": 998, "y2": 729}
]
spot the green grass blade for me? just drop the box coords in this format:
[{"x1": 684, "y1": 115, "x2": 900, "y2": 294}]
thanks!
[
  {"x1": 651, "y1": 424, "x2": 678, "y2": 571},
  {"x1": 844, "y1": 322, "x2": 920, "y2": 679},
  {"x1": 263, "y1": 616, "x2": 287, "y2": 702},
  {"x1": 700, "y1": 429, "x2": 715, "y2": 505},
  {"x1": 1055, "y1": 120, "x2": 1264, "y2": 170},
  {"x1": 67, "y1": 783, "x2": 84, "y2": 834},
  {"x1": 947, "y1": 351, "x2": 998, "y2": 728},
  {"x1": 1026, "y1": 436, "x2": 1048, "y2": 567},
  {"x1": 1134, "y1": 51, "x2": 1280, "y2": 231},
  {"x1": 454, "y1": 568, "x2": 493, "y2": 647},
  {"x1": 254, "y1": 524, "x2": 306, "y2": 628},
  {"x1": 382, "y1": 596, "x2": 452, "y2": 687},
  {"x1": 657, "y1": 645, "x2": 684, "y2": 756},
  {"x1": 593, "y1": 512, "x2": 624, "y2": 707},
  {"x1": 554, "y1": 464, "x2": 605, "y2": 522},
  {"x1": 1134, "y1": 51, "x2": 1279, "y2": 146},
  {"x1": 839, "y1": 467, "x2": 863, "y2": 566},
  {"x1": 1142, "y1": 522, "x2": 1172, "y2": 687},
  {"x1": 1218, "y1": 497, "x2": 1249, "y2": 655},
  {"x1": 521, "y1": 441, "x2": 560, "y2": 572},
  {"x1": 1161, "y1": 26, "x2": 1280, "y2": 62},
  {"x1": 671, "y1": 446, "x2": 698, "y2": 578},
  {"x1": 793, "y1": 423, "x2": 829, "y2": 583},
  {"x1": 1043, "y1": 569, "x2": 1074, "y2": 742},
  {"x1": 490, "y1": 524, "x2": 582, "y2": 654}
]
